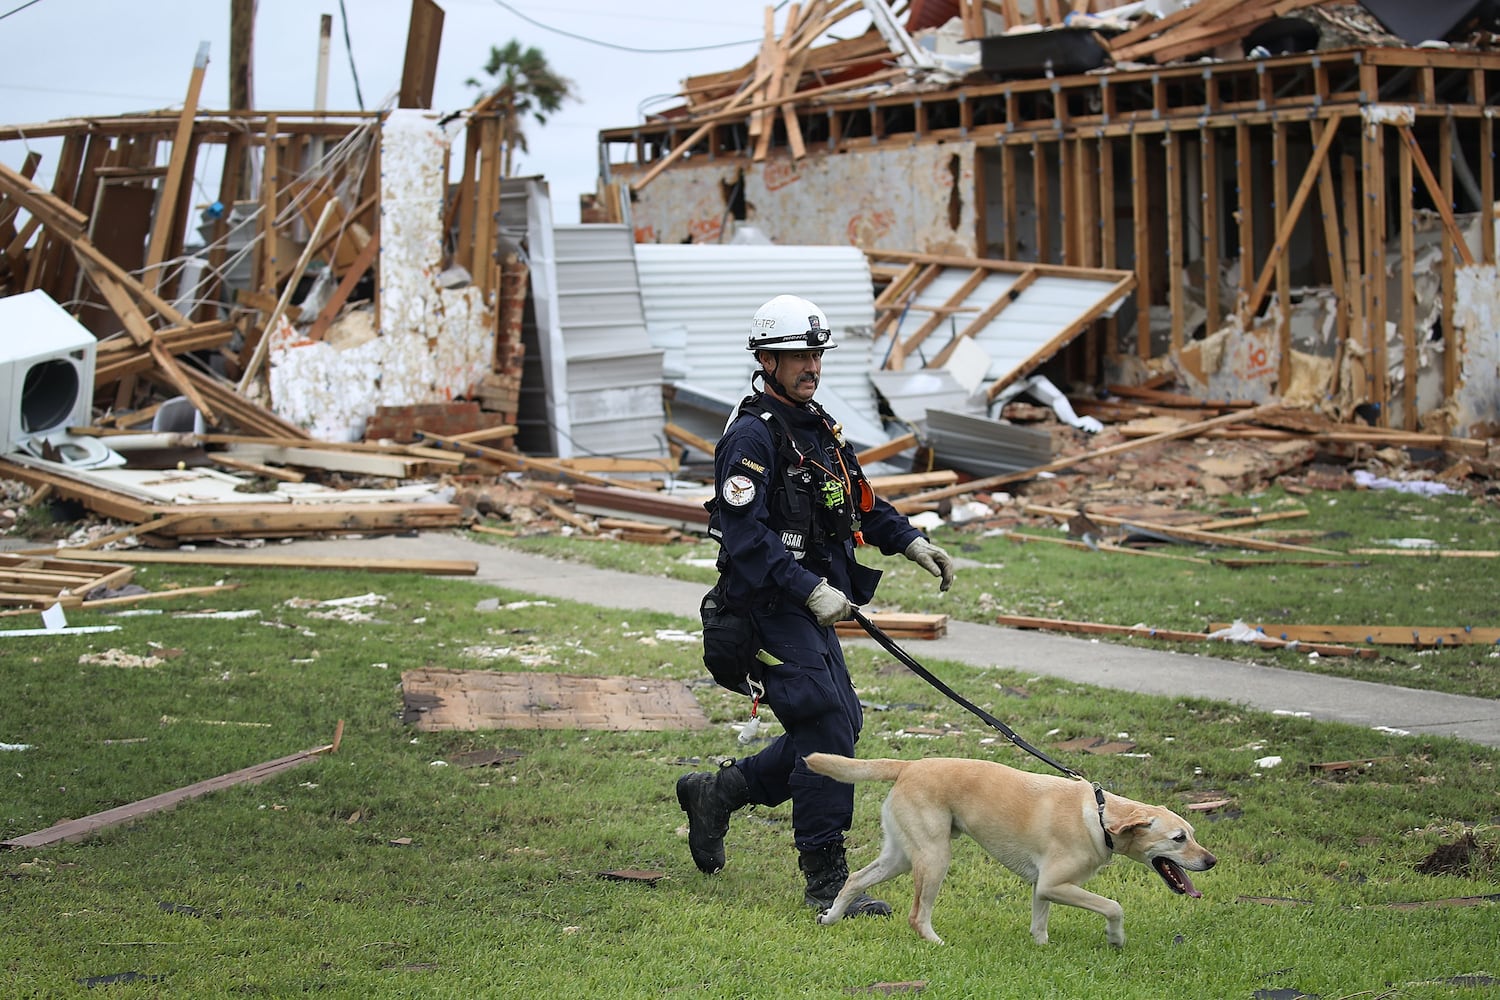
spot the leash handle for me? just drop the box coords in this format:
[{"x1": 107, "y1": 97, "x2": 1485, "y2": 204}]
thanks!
[{"x1": 850, "y1": 608, "x2": 1084, "y2": 781}]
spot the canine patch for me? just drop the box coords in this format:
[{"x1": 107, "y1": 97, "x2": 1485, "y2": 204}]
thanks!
[
  {"x1": 722, "y1": 474, "x2": 757, "y2": 507},
  {"x1": 738, "y1": 456, "x2": 766, "y2": 475}
]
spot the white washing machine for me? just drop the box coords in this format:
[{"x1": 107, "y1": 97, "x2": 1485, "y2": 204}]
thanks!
[{"x1": 0, "y1": 290, "x2": 120, "y2": 468}]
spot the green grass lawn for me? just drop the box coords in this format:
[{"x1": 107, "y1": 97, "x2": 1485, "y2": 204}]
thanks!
[
  {"x1": 1, "y1": 483, "x2": 1497, "y2": 997},
  {"x1": 495, "y1": 483, "x2": 1500, "y2": 699}
]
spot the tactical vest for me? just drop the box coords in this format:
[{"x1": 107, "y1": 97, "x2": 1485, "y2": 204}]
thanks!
[{"x1": 705, "y1": 394, "x2": 867, "y2": 568}]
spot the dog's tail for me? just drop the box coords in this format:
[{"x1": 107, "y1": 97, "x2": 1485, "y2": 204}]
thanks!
[{"x1": 804, "y1": 753, "x2": 911, "y2": 784}]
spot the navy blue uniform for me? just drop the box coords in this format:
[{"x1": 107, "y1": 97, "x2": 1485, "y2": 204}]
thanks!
[{"x1": 712, "y1": 391, "x2": 919, "y2": 850}]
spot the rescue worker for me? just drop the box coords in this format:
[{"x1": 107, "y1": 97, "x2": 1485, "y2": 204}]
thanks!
[{"x1": 677, "y1": 293, "x2": 956, "y2": 916}]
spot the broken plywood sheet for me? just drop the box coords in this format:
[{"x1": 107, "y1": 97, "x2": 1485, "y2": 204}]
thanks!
[{"x1": 401, "y1": 668, "x2": 710, "y2": 732}]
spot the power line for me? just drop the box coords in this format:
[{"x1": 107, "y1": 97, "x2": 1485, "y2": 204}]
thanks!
[
  {"x1": 0, "y1": 0, "x2": 45, "y2": 21},
  {"x1": 486, "y1": 0, "x2": 763, "y2": 53},
  {"x1": 337, "y1": 0, "x2": 365, "y2": 112}
]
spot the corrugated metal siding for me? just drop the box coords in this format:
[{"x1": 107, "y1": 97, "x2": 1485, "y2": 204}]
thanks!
[
  {"x1": 924, "y1": 408, "x2": 1053, "y2": 477},
  {"x1": 551, "y1": 224, "x2": 666, "y2": 459},
  {"x1": 633, "y1": 244, "x2": 882, "y2": 436}
]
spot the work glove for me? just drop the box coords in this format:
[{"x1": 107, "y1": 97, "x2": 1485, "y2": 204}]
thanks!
[
  {"x1": 806, "y1": 579, "x2": 853, "y2": 626},
  {"x1": 904, "y1": 536, "x2": 955, "y2": 592}
]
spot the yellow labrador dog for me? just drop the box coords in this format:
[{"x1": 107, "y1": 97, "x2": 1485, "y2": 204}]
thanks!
[{"x1": 805, "y1": 753, "x2": 1216, "y2": 947}]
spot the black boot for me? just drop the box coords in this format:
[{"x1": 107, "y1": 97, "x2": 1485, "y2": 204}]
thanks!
[
  {"x1": 676, "y1": 760, "x2": 749, "y2": 874},
  {"x1": 798, "y1": 842, "x2": 891, "y2": 917}
]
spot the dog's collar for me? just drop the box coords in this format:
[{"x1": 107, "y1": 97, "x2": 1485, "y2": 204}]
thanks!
[{"x1": 1093, "y1": 783, "x2": 1114, "y2": 850}]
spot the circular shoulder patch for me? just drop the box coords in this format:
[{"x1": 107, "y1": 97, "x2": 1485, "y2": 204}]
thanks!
[{"x1": 721, "y1": 474, "x2": 757, "y2": 507}]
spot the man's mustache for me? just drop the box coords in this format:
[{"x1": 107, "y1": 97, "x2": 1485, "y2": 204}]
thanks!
[{"x1": 797, "y1": 372, "x2": 819, "y2": 385}]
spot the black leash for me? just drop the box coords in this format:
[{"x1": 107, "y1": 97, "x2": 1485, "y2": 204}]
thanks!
[{"x1": 850, "y1": 607, "x2": 1114, "y2": 848}]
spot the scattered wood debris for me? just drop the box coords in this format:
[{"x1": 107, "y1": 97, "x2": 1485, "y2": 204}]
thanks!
[
  {"x1": 837, "y1": 612, "x2": 949, "y2": 641},
  {"x1": 996, "y1": 613, "x2": 1379, "y2": 659}
]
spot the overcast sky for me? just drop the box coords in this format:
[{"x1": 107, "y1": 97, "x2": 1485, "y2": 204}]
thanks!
[{"x1": 0, "y1": 0, "x2": 865, "y2": 225}]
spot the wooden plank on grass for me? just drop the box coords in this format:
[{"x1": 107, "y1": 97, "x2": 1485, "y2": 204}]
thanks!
[
  {"x1": 995, "y1": 613, "x2": 1377, "y2": 658},
  {"x1": 1, "y1": 732, "x2": 341, "y2": 849},
  {"x1": 53, "y1": 550, "x2": 478, "y2": 575},
  {"x1": 836, "y1": 611, "x2": 948, "y2": 640},
  {"x1": 1209, "y1": 622, "x2": 1500, "y2": 647}
]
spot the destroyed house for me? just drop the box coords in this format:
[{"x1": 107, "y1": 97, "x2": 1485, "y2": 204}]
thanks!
[{"x1": 597, "y1": 0, "x2": 1500, "y2": 441}]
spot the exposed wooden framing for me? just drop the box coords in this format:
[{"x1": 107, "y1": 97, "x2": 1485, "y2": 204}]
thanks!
[
  {"x1": 255, "y1": 114, "x2": 279, "y2": 304},
  {"x1": 1338, "y1": 153, "x2": 1365, "y2": 406},
  {"x1": 1236, "y1": 122, "x2": 1254, "y2": 309},
  {"x1": 1272, "y1": 120, "x2": 1291, "y2": 387},
  {"x1": 1365, "y1": 118, "x2": 1388, "y2": 421},
  {"x1": 1397, "y1": 125, "x2": 1475, "y2": 267},
  {"x1": 1036, "y1": 136, "x2": 1052, "y2": 262},
  {"x1": 1002, "y1": 142, "x2": 1019, "y2": 259},
  {"x1": 1440, "y1": 117, "x2": 1458, "y2": 409},
  {"x1": 1240, "y1": 115, "x2": 1346, "y2": 326},
  {"x1": 1200, "y1": 126, "x2": 1219, "y2": 330},
  {"x1": 1131, "y1": 131, "x2": 1151, "y2": 359},
  {"x1": 1166, "y1": 129, "x2": 1183, "y2": 353},
  {"x1": 1098, "y1": 133, "x2": 1118, "y2": 360},
  {"x1": 1399, "y1": 128, "x2": 1417, "y2": 429},
  {"x1": 1484, "y1": 108, "x2": 1496, "y2": 266},
  {"x1": 473, "y1": 112, "x2": 502, "y2": 297},
  {"x1": 1059, "y1": 136, "x2": 1076, "y2": 264},
  {"x1": 1311, "y1": 119, "x2": 1345, "y2": 345}
]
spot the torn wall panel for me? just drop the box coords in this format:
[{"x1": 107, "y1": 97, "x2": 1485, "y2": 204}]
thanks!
[
  {"x1": 267, "y1": 110, "x2": 492, "y2": 442},
  {"x1": 1451, "y1": 264, "x2": 1500, "y2": 437},
  {"x1": 625, "y1": 145, "x2": 978, "y2": 255}
]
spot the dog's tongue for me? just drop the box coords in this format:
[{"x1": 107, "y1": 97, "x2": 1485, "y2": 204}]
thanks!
[{"x1": 1154, "y1": 858, "x2": 1202, "y2": 897}]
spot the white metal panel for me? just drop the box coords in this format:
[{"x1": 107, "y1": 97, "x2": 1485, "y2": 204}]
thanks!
[
  {"x1": 634, "y1": 244, "x2": 882, "y2": 433},
  {"x1": 894, "y1": 266, "x2": 1131, "y2": 388},
  {"x1": 549, "y1": 223, "x2": 666, "y2": 459}
]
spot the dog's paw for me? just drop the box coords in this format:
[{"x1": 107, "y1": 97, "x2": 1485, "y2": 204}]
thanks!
[{"x1": 816, "y1": 909, "x2": 839, "y2": 926}]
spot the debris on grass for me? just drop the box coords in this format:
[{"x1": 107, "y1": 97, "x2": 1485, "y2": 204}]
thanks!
[{"x1": 1415, "y1": 831, "x2": 1498, "y2": 878}]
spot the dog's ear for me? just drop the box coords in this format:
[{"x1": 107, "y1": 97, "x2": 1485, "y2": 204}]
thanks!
[{"x1": 1104, "y1": 804, "x2": 1156, "y2": 837}]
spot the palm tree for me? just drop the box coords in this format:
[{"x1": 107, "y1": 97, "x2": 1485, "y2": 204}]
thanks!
[{"x1": 467, "y1": 40, "x2": 577, "y2": 177}]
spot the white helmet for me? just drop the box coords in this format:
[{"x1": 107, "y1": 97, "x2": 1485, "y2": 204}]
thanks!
[{"x1": 746, "y1": 294, "x2": 838, "y2": 352}]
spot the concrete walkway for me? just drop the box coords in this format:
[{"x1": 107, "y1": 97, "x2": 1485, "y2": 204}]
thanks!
[{"x1": 276, "y1": 532, "x2": 1500, "y2": 749}]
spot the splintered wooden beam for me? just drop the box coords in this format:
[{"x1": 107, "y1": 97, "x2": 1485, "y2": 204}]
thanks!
[
  {"x1": 1209, "y1": 622, "x2": 1500, "y2": 647},
  {"x1": 144, "y1": 42, "x2": 209, "y2": 293},
  {"x1": 74, "y1": 253, "x2": 217, "y2": 422},
  {"x1": 836, "y1": 611, "x2": 947, "y2": 640},
  {"x1": 995, "y1": 613, "x2": 1377, "y2": 658},
  {"x1": 1, "y1": 727, "x2": 344, "y2": 849},
  {"x1": 54, "y1": 549, "x2": 478, "y2": 575}
]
